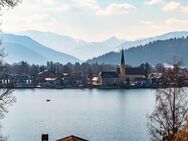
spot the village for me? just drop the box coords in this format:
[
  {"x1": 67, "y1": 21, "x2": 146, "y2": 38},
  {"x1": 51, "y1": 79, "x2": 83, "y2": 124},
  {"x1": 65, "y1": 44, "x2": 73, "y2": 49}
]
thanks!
[{"x1": 0, "y1": 50, "x2": 188, "y2": 89}]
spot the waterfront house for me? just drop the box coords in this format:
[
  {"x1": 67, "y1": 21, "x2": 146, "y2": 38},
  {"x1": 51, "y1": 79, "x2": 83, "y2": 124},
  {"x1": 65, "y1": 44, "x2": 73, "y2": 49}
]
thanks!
[
  {"x1": 99, "y1": 71, "x2": 120, "y2": 86},
  {"x1": 0, "y1": 73, "x2": 14, "y2": 87},
  {"x1": 43, "y1": 77, "x2": 63, "y2": 88},
  {"x1": 14, "y1": 73, "x2": 33, "y2": 88},
  {"x1": 136, "y1": 77, "x2": 150, "y2": 87},
  {"x1": 70, "y1": 71, "x2": 88, "y2": 86},
  {"x1": 62, "y1": 73, "x2": 73, "y2": 86},
  {"x1": 148, "y1": 73, "x2": 162, "y2": 85},
  {"x1": 37, "y1": 70, "x2": 62, "y2": 83},
  {"x1": 91, "y1": 76, "x2": 100, "y2": 86}
]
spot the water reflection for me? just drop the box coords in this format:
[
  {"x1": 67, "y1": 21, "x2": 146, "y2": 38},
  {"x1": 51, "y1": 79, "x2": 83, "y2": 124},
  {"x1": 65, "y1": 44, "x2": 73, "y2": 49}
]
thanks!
[{"x1": 1, "y1": 89, "x2": 155, "y2": 141}]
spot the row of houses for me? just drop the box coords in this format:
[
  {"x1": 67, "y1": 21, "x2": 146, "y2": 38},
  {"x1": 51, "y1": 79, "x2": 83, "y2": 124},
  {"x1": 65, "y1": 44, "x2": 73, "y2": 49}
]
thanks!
[
  {"x1": 0, "y1": 50, "x2": 147, "y2": 88},
  {"x1": 0, "y1": 73, "x2": 33, "y2": 88},
  {"x1": 1, "y1": 50, "x2": 188, "y2": 88},
  {"x1": 0, "y1": 71, "x2": 90, "y2": 88}
]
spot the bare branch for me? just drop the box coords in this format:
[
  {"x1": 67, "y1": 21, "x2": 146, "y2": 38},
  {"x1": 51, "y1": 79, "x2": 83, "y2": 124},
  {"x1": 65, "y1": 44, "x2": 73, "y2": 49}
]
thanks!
[{"x1": 148, "y1": 63, "x2": 188, "y2": 140}]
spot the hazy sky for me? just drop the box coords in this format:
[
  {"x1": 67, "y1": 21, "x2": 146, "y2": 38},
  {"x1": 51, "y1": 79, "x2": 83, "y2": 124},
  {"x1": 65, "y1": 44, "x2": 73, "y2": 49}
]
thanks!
[{"x1": 1, "y1": 0, "x2": 188, "y2": 41}]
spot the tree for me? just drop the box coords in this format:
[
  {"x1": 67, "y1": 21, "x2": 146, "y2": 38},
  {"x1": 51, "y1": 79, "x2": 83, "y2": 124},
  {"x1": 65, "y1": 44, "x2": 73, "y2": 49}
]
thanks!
[
  {"x1": 148, "y1": 63, "x2": 188, "y2": 141},
  {"x1": 0, "y1": 0, "x2": 21, "y2": 140},
  {"x1": 0, "y1": 0, "x2": 21, "y2": 8},
  {"x1": 155, "y1": 63, "x2": 165, "y2": 73},
  {"x1": 0, "y1": 0, "x2": 21, "y2": 125},
  {"x1": 173, "y1": 119, "x2": 188, "y2": 141},
  {"x1": 0, "y1": 0, "x2": 21, "y2": 118},
  {"x1": 140, "y1": 62, "x2": 152, "y2": 77}
]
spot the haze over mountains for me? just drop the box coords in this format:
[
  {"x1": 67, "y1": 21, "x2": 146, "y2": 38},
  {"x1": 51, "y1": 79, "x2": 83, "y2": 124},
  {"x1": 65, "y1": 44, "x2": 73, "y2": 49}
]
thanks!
[
  {"x1": 18, "y1": 30, "x2": 188, "y2": 61},
  {"x1": 0, "y1": 33, "x2": 79, "y2": 65},
  {"x1": 0, "y1": 30, "x2": 188, "y2": 66},
  {"x1": 18, "y1": 30, "x2": 125, "y2": 60}
]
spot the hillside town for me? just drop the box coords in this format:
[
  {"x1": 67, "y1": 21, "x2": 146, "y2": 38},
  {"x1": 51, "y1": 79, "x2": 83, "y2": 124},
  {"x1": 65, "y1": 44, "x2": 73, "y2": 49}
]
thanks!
[{"x1": 0, "y1": 50, "x2": 188, "y2": 89}]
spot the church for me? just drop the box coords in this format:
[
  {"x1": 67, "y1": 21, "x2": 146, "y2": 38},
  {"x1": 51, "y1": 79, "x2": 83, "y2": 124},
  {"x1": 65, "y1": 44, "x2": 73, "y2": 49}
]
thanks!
[
  {"x1": 98, "y1": 49, "x2": 145, "y2": 86},
  {"x1": 117, "y1": 49, "x2": 145, "y2": 83}
]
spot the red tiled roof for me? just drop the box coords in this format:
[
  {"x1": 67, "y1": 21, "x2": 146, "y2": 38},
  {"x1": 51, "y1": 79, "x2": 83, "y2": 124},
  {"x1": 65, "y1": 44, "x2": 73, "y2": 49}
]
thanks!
[{"x1": 56, "y1": 135, "x2": 88, "y2": 141}]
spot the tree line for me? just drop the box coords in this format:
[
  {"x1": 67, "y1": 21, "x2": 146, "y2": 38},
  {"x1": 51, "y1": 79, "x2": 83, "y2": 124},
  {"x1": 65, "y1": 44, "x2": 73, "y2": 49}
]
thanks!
[{"x1": 2, "y1": 61, "x2": 171, "y2": 77}]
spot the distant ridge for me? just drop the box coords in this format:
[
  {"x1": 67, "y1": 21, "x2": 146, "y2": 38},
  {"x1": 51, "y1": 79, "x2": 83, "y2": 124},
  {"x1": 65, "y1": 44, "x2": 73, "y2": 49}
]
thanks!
[
  {"x1": 87, "y1": 37, "x2": 188, "y2": 67},
  {"x1": 18, "y1": 30, "x2": 125, "y2": 60},
  {"x1": 114, "y1": 31, "x2": 188, "y2": 51},
  {"x1": 0, "y1": 32, "x2": 80, "y2": 65},
  {"x1": 17, "y1": 30, "x2": 88, "y2": 58},
  {"x1": 18, "y1": 30, "x2": 188, "y2": 60}
]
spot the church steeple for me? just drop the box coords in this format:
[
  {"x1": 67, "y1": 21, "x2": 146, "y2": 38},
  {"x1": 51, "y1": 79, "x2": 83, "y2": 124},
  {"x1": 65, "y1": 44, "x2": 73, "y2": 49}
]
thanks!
[
  {"x1": 121, "y1": 49, "x2": 125, "y2": 65},
  {"x1": 118, "y1": 49, "x2": 126, "y2": 81}
]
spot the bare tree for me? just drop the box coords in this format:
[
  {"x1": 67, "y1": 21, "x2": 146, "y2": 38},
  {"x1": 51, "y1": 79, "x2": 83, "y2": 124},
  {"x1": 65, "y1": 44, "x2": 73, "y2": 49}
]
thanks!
[
  {"x1": 148, "y1": 63, "x2": 188, "y2": 141},
  {"x1": 173, "y1": 119, "x2": 188, "y2": 141},
  {"x1": 0, "y1": 0, "x2": 21, "y2": 8},
  {"x1": 0, "y1": 0, "x2": 21, "y2": 119},
  {"x1": 0, "y1": 1, "x2": 21, "y2": 140}
]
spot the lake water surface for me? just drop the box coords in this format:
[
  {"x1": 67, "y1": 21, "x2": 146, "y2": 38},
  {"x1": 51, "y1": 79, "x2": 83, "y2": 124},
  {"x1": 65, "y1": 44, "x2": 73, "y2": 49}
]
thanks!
[{"x1": 1, "y1": 89, "x2": 156, "y2": 141}]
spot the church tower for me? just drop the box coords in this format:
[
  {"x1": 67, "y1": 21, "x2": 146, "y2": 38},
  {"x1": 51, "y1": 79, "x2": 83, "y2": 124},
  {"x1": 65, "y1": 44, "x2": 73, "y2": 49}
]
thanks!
[{"x1": 119, "y1": 49, "x2": 126, "y2": 80}]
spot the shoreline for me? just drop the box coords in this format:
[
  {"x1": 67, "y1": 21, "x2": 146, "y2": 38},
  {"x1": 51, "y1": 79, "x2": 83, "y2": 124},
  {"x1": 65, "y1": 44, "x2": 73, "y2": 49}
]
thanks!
[{"x1": 1, "y1": 85, "x2": 186, "y2": 90}]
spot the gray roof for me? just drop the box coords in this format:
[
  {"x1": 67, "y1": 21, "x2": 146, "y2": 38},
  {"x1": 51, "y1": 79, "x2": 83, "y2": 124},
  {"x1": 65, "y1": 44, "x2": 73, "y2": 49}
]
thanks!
[
  {"x1": 126, "y1": 68, "x2": 145, "y2": 75},
  {"x1": 100, "y1": 72, "x2": 119, "y2": 78}
]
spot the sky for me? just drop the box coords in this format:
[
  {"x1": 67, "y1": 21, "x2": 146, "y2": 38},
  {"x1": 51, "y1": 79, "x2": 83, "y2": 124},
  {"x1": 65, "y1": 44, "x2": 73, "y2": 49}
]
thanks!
[{"x1": 1, "y1": 0, "x2": 188, "y2": 41}]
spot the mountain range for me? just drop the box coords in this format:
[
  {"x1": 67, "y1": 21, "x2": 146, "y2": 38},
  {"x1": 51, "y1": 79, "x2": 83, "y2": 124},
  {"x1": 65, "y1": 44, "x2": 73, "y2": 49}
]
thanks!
[
  {"x1": 87, "y1": 37, "x2": 188, "y2": 67},
  {"x1": 0, "y1": 33, "x2": 79, "y2": 65},
  {"x1": 18, "y1": 30, "x2": 188, "y2": 61},
  {"x1": 18, "y1": 30, "x2": 125, "y2": 60},
  {"x1": 115, "y1": 31, "x2": 188, "y2": 51},
  {"x1": 1, "y1": 30, "x2": 188, "y2": 66}
]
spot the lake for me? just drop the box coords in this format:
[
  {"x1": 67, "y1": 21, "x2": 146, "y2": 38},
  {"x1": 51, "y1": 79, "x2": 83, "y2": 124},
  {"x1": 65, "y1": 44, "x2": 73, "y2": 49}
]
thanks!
[{"x1": 1, "y1": 89, "x2": 156, "y2": 141}]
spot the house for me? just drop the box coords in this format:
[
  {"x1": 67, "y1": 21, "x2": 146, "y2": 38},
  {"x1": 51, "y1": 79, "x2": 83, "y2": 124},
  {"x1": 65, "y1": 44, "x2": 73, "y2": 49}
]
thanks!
[
  {"x1": 70, "y1": 72, "x2": 88, "y2": 86},
  {"x1": 125, "y1": 68, "x2": 145, "y2": 82},
  {"x1": 37, "y1": 70, "x2": 62, "y2": 83},
  {"x1": 136, "y1": 78, "x2": 151, "y2": 87},
  {"x1": 14, "y1": 73, "x2": 33, "y2": 88},
  {"x1": 41, "y1": 134, "x2": 88, "y2": 141},
  {"x1": 56, "y1": 135, "x2": 89, "y2": 141},
  {"x1": 99, "y1": 71, "x2": 120, "y2": 86},
  {"x1": 91, "y1": 76, "x2": 100, "y2": 86},
  {"x1": 0, "y1": 73, "x2": 14, "y2": 87},
  {"x1": 43, "y1": 77, "x2": 63, "y2": 88},
  {"x1": 148, "y1": 73, "x2": 162, "y2": 85},
  {"x1": 62, "y1": 73, "x2": 73, "y2": 86}
]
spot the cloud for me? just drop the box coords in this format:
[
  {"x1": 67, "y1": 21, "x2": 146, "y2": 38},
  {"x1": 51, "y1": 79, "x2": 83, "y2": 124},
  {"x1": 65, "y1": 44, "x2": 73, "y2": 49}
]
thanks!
[
  {"x1": 181, "y1": 6, "x2": 188, "y2": 13},
  {"x1": 145, "y1": 0, "x2": 188, "y2": 14},
  {"x1": 163, "y1": 1, "x2": 181, "y2": 11},
  {"x1": 96, "y1": 3, "x2": 136, "y2": 16},
  {"x1": 36, "y1": 0, "x2": 56, "y2": 6},
  {"x1": 144, "y1": 0, "x2": 165, "y2": 6},
  {"x1": 25, "y1": 14, "x2": 56, "y2": 25},
  {"x1": 165, "y1": 18, "x2": 188, "y2": 25},
  {"x1": 73, "y1": 0, "x2": 99, "y2": 9},
  {"x1": 140, "y1": 20, "x2": 153, "y2": 25},
  {"x1": 163, "y1": 1, "x2": 188, "y2": 14},
  {"x1": 41, "y1": 0, "x2": 99, "y2": 13}
]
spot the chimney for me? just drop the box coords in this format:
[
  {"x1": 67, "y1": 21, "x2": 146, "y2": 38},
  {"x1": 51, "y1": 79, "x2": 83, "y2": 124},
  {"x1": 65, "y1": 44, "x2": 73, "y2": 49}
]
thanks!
[{"x1": 42, "y1": 134, "x2": 48, "y2": 141}]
